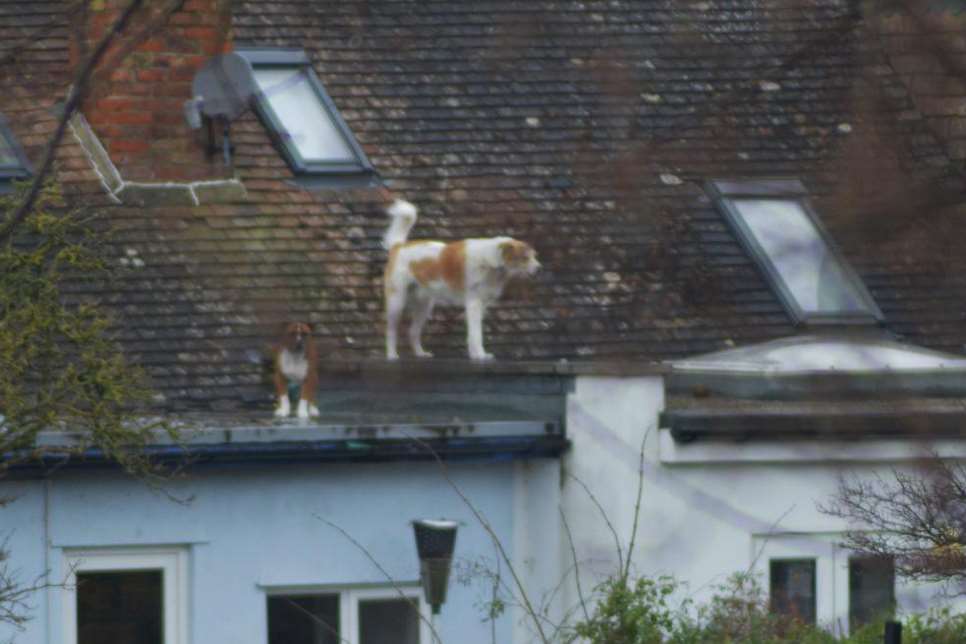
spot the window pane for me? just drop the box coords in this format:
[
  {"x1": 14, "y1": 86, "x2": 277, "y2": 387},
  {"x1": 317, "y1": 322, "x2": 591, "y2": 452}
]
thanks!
[
  {"x1": 0, "y1": 130, "x2": 18, "y2": 167},
  {"x1": 359, "y1": 598, "x2": 420, "y2": 644},
  {"x1": 76, "y1": 570, "x2": 162, "y2": 644},
  {"x1": 850, "y1": 557, "x2": 895, "y2": 628},
  {"x1": 253, "y1": 68, "x2": 356, "y2": 163},
  {"x1": 732, "y1": 199, "x2": 872, "y2": 316},
  {"x1": 770, "y1": 559, "x2": 816, "y2": 624},
  {"x1": 267, "y1": 594, "x2": 340, "y2": 644}
]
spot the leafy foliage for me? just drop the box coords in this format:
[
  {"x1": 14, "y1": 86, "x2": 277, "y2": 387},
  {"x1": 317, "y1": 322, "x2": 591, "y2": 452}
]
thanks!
[
  {"x1": 0, "y1": 182, "x2": 177, "y2": 629},
  {"x1": 904, "y1": 606, "x2": 966, "y2": 643},
  {"x1": 569, "y1": 574, "x2": 683, "y2": 644},
  {"x1": 0, "y1": 182, "x2": 174, "y2": 478},
  {"x1": 567, "y1": 571, "x2": 960, "y2": 644}
]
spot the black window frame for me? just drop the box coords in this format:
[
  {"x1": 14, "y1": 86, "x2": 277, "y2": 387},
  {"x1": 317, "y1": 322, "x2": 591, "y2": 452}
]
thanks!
[
  {"x1": 848, "y1": 555, "x2": 895, "y2": 629},
  {"x1": 769, "y1": 558, "x2": 818, "y2": 625},
  {"x1": 0, "y1": 113, "x2": 32, "y2": 189},
  {"x1": 236, "y1": 48, "x2": 377, "y2": 187},
  {"x1": 707, "y1": 178, "x2": 883, "y2": 326},
  {"x1": 265, "y1": 588, "x2": 424, "y2": 644}
]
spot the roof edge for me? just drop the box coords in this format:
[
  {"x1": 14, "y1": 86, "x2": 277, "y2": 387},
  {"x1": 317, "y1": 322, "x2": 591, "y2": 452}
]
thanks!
[{"x1": 319, "y1": 358, "x2": 667, "y2": 378}]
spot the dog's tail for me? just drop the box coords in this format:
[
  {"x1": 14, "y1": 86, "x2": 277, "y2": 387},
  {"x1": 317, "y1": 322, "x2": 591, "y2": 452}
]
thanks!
[{"x1": 382, "y1": 199, "x2": 418, "y2": 250}]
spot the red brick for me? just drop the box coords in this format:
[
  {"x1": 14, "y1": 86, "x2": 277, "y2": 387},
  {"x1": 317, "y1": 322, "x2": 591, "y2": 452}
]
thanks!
[
  {"x1": 95, "y1": 97, "x2": 136, "y2": 112},
  {"x1": 139, "y1": 38, "x2": 166, "y2": 53},
  {"x1": 110, "y1": 139, "x2": 150, "y2": 153},
  {"x1": 109, "y1": 68, "x2": 134, "y2": 83},
  {"x1": 137, "y1": 68, "x2": 167, "y2": 83},
  {"x1": 110, "y1": 111, "x2": 154, "y2": 126},
  {"x1": 183, "y1": 26, "x2": 219, "y2": 42}
]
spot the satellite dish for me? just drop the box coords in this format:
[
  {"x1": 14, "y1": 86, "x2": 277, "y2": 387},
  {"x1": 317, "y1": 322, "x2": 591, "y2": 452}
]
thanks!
[{"x1": 191, "y1": 52, "x2": 257, "y2": 121}]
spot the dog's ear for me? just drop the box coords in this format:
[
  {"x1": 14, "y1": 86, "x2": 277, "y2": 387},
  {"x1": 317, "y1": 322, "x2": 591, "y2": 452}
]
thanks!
[{"x1": 500, "y1": 240, "x2": 529, "y2": 265}]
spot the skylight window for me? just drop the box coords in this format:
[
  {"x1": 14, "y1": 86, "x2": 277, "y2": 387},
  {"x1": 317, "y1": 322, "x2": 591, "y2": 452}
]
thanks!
[
  {"x1": 0, "y1": 114, "x2": 31, "y2": 188},
  {"x1": 708, "y1": 179, "x2": 882, "y2": 325},
  {"x1": 237, "y1": 49, "x2": 375, "y2": 184}
]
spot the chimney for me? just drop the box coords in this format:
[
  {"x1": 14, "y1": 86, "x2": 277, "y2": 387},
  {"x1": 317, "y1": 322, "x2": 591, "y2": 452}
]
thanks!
[{"x1": 73, "y1": 0, "x2": 233, "y2": 182}]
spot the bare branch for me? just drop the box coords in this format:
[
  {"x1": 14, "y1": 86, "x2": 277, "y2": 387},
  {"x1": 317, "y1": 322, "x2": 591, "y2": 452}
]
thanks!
[
  {"x1": 405, "y1": 435, "x2": 551, "y2": 644},
  {"x1": 314, "y1": 514, "x2": 443, "y2": 644}
]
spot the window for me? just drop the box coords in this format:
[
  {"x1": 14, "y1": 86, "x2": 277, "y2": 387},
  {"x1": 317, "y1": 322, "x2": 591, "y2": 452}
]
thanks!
[
  {"x1": 63, "y1": 548, "x2": 188, "y2": 644},
  {"x1": 266, "y1": 587, "x2": 428, "y2": 644},
  {"x1": 770, "y1": 559, "x2": 817, "y2": 624},
  {"x1": 849, "y1": 556, "x2": 895, "y2": 628},
  {"x1": 0, "y1": 113, "x2": 31, "y2": 190},
  {"x1": 708, "y1": 179, "x2": 882, "y2": 325},
  {"x1": 237, "y1": 49, "x2": 376, "y2": 184}
]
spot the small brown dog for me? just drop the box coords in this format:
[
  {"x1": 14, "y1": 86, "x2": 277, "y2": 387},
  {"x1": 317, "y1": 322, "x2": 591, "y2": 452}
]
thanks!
[{"x1": 273, "y1": 322, "x2": 320, "y2": 419}]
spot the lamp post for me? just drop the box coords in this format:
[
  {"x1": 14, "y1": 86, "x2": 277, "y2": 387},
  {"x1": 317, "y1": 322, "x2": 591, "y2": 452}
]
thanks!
[{"x1": 412, "y1": 518, "x2": 458, "y2": 643}]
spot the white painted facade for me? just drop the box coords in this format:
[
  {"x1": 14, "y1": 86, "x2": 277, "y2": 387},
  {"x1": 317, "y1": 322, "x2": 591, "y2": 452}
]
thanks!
[{"x1": 556, "y1": 338, "x2": 966, "y2": 639}]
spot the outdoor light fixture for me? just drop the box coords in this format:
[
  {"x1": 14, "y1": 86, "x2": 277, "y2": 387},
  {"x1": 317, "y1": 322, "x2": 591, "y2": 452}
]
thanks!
[{"x1": 412, "y1": 519, "x2": 459, "y2": 615}]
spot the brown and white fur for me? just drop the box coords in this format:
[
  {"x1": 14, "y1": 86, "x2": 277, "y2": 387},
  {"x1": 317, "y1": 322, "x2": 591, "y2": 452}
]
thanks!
[
  {"x1": 273, "y1": 322, "x2": 320, "y2": 418},
  {"x1": 382, "y1": 199, "x2": 540, "y2": 360}
]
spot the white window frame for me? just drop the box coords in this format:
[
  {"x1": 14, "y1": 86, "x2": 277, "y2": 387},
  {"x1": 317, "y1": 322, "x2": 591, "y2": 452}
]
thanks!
[
  {"x1": 707, "y1": 178, "x2": 883, "y2": 326},
  {"x1": 235, "y1": 48, "x2": 377, "y2": 186},
  {"x1": 265, "y1": 584, "x2": 431, "y2": 644},
  {"x1": 63, "y1": 547, "x2": 189, "y2": 644}
]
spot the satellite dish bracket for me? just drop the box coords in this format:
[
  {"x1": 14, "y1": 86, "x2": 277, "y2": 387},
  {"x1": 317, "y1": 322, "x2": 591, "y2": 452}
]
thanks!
[{"x1": 189, "y1": 52, "x2": 257, "y2": 166}]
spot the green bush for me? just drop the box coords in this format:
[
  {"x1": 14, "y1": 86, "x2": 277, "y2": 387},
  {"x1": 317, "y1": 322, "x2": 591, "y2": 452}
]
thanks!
[
  {"x1": 569, "y1": 571, "x2": 962, "y2": 644},
  {"x1": 904, "y1": 607, "x2": 966, "y2": 644}
]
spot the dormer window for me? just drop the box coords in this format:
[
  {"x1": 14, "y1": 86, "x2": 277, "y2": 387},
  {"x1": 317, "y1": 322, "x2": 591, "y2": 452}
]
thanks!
[
  {"x1": 708, "y1": 179, "x2": 882, "y2": 325},
  {"x1": 237, "y1": 49, "x2": 376, "y2": 186},
  {"x1": 0, "y1": 114, "x2": 31, "y2": 190}
]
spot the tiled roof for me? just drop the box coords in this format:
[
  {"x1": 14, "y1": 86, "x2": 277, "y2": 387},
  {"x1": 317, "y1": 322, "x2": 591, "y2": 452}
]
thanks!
[{"x1": 2, "y1": 1, "x2": 965, "y2": 411}]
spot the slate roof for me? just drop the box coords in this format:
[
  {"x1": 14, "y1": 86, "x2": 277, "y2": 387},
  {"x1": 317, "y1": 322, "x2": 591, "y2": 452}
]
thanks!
[{"x1": 1, "y1": 0, "x2": 965, "y2": 412}]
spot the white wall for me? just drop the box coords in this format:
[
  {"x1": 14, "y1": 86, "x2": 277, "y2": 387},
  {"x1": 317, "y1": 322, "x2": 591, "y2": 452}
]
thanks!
[{"x1": 562, "y1": 375, "x2": 963, "y2": 636}]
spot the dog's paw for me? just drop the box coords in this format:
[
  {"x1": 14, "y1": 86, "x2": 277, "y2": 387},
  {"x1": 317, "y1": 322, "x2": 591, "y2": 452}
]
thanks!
[
  {"x1": 470, "y1": 351, "x2": 495, "y2": 361},
  {"x1": 274, "y1": 399, "x2": 290, "y2": 418},
  {"x1": 386, "y1": 351, "x2": 399, "y2": 361},
  {"x1": 414, "y1": 349, "x2": 434, "y2": 359},
  {"x1": 296, "y1": 399, "x2": 310, "y2": 419},
  {"x1": 308, "y1": 404, "x2": 320, "y2": 418}
]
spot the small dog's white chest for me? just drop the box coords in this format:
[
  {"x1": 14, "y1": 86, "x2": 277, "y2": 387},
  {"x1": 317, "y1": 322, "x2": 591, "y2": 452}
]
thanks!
[{"x1": 280, "y1": 349, "x2": 309, "y2": 382}]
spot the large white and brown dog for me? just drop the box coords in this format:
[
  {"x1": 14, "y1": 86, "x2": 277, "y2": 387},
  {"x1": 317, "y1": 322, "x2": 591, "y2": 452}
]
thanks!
[{"x1": 382, "y1": 199, "x2": 540, "y2": 360}]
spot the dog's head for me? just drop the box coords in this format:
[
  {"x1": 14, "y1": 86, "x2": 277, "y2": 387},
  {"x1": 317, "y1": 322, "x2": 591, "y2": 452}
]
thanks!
[
  {"x1": 500, "y1": 240, "x2": 541, "y2": 277},
  {"x1": 280, "y1": 322, "x2": 313, "y2": 353}
]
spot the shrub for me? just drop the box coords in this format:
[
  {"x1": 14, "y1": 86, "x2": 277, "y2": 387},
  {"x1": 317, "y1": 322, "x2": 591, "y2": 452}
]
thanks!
[{"x1": 569, "y1": 570, "x2": 963, "y2": 644}]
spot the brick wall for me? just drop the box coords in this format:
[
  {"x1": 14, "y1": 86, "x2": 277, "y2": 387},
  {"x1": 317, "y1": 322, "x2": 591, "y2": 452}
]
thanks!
[{"x1": 75, "y1": 0, "x2": 233, "y2": 182}]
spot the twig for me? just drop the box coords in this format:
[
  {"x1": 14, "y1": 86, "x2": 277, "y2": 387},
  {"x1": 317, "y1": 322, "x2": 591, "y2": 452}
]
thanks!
[
  {"x1": 623, "y1": 428, "x2": 651, "y2": 580},
  {"x1": 280, "y1": 597, "x2": 350, "y2": 644},
  {"x1": 0, "y1": 0, "x2": 148, "y2": 245},
  {"x1": 314, "y1": 514, "x2": 444, "y2": 644},
  {"x1": 559, "y1": 508, "x2": 590, "y2": 623},
  {"x1": 565, "y1": 472, "x2": 624, "y2": 578},
  {"x1": 748, "y1": 505, "x2": 797, "y2": 575},
  {"x1": 405, "y1": 434, "x2": 552, "y2": 644}
]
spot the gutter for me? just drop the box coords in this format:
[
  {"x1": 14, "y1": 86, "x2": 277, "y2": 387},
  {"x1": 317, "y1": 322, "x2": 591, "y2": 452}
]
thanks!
[{"x1": 4, "y1": 435, "x2": 570, "y2": 478}]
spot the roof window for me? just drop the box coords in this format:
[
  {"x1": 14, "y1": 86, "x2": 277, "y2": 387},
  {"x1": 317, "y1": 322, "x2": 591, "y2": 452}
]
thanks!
[
  {"x1": 237, "y1": 49, "x2": 376, "y2": 186},
  {"x1": 0, "y1": 114, "x2": 31, "y2": 190},
  {"x1": 708, "y1": 179, "x2": 882, "y2": 325}
]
